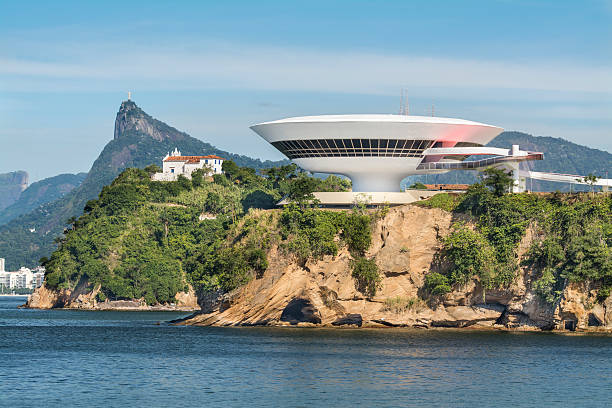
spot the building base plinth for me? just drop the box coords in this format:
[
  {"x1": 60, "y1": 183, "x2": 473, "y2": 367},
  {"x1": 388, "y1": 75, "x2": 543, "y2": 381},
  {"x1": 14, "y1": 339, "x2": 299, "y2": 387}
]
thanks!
[{"x1": 278, "y1": 190, "x2": 457, "y2": 206}]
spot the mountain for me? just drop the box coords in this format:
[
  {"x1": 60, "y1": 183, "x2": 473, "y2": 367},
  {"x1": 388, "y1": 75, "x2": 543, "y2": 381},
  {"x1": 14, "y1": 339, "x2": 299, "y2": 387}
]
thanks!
[
  {"x1": 0, "y1": 100, "x2": 288, "y2": 270},
  {"x1": 404, "y1": 131, "x2": 612, "y2": 191},
  {"x1": 0, "y1": 171, "x2": 28, "y2": 211},
  {"x1": 0, "y1": 173, "x2": 87, "y2": 226}
]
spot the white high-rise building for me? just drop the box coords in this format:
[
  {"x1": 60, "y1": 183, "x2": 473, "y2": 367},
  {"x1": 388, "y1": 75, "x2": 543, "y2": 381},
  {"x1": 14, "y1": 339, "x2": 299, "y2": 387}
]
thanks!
[
  {"x1": 0, "y1": 264, "x2": 45, "y2": 290},
  {"x1": 0, "y1": 258, "x2": 5, "y2": 273}
]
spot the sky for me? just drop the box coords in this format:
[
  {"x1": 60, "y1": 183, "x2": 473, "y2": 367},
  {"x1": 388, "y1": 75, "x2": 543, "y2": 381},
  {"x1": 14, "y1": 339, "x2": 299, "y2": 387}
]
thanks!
[{"x1": 1, "y1": 0, "x2": 611, "y2": 181}]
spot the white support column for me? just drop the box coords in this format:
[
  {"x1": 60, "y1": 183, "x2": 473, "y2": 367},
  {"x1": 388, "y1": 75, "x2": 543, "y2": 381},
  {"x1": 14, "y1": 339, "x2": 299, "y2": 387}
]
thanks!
[
  {"x1": 512, "y1": 166, "x2": 521, "y2": 193},
  {"x1": 510, "y1": 145, "x2": 522, "y2": 193}
]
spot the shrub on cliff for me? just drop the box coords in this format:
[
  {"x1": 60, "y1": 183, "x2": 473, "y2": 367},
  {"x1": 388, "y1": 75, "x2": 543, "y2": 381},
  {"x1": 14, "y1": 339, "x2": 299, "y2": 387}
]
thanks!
[
  {"x1": 351, "y1": 257, "x2": 381, "y2": 298},
  {"x1": 524, "y1": 195, "x2": 612, "y2": 303},
  {"x1": 342, "y1": 213, "x2": 372, "y2": 256},
  {"x1": 423, "y1": 182, "x2": 611, "y2": 304},
  {"x1": 423, "y1": 272, "x2": 451, "y2": 296},
  {"x1": 442, "y1": 224, "x2": 497, "y2": 288}
]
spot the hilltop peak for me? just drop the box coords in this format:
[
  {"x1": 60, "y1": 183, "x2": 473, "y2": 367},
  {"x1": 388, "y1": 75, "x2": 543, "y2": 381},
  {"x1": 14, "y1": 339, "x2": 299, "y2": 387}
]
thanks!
[
  {"x1": 119, "y1": 99, "x2": 139, "y2": 111},
  {"x1": 113, "y1": 100, "x2": 173, "y2": 142}
]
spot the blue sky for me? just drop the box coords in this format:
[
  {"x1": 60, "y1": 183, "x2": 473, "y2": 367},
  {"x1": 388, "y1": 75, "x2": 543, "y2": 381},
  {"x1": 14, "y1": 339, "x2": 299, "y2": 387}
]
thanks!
[{"x1": 1, "y1": 0, "x2": 611, "y2": 180}]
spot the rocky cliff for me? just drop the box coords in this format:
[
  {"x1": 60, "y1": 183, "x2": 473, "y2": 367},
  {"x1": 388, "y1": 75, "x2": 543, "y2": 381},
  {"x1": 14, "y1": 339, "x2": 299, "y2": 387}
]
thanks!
[
  {"x1": 26, "y1": 283, "x2": 199, "y2": 311},
  {"x1": 181, "y1": 205, "x2": 612, "y2": 331}
]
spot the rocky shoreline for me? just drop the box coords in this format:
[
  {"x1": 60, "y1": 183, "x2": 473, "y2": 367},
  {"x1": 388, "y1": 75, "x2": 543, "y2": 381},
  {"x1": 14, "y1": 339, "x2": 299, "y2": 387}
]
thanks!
[{"x1": 25, "y1": 284, "x2": 199, "y2": 312}]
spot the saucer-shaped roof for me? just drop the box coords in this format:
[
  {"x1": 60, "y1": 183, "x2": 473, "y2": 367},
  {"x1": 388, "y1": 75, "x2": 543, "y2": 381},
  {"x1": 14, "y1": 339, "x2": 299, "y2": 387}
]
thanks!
[{"x1": 251, "y1": 114, "x2": 503, "y2": 146}]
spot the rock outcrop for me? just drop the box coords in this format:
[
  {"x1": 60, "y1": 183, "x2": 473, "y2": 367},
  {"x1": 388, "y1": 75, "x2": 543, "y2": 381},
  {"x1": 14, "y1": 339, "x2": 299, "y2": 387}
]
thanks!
[
  {"x1": 181, "y1": 205, "x2": 612, "y2": 331},
  {"x1": 26, "y1": 283, "x2": 199, "y2": 311}
]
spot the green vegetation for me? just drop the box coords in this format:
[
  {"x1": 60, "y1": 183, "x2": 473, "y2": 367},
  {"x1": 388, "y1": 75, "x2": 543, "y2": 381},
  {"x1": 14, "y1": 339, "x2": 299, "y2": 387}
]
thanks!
[
  {"x1": 351, "y1": 257, "x2": 381, "y2": 298},
  {"x1": 0, "y1": 172, "x2": 87, "y2": 226},
  {"x1": 41, "y1": 161, "x2": 357, "y2": 305},
  {"x1": 0, "y1": 100, "x2": 290, "y2": 270},
  {"x1": 524, "y1": 193, "x2": 611, "y2": 303},
  {"x1": 383, "y1": 296, "x2": 425, "y2": 313},
  {"x1": 441, "y1": 224, "x2": 496, "y2": 288},
  {"x1": 423, "y1": 272, "x2": 452, "y2": 296},
  {"x1": 480, "y1": 167, "x2": 514, "y2": 196},
  {"x1": 0, "y1": 286, "x2": 33, "y2": 295},
  {"x1": 408, "y1": 182, "x2": 427, "y2": 190},
  {"x1": 416, "y1": 192, "x2": 462, "y2": 212},
  {"x1": 38, "y1": 136, "x2": 610, "y2": 307},
  {"x1": 421, "y1": 182, "x2": 611, "y2": 304}
]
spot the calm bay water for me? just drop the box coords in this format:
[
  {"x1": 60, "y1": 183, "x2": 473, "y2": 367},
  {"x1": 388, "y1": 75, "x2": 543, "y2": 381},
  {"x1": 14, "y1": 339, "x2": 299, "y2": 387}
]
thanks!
[{"x1": 1, "y1": 296, "x2": 611, "y2": 407}]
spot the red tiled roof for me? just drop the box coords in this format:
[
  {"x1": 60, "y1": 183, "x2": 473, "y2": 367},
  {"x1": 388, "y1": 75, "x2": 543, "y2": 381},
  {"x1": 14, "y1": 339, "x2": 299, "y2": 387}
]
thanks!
[{"x1": 164, "y1": 155, "x2": 225, "y2": 163}]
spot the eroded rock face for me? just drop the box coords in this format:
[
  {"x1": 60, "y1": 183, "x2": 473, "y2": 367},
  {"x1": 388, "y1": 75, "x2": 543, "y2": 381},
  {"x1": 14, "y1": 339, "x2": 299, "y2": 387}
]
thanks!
[
  {"x1": 182, "y1": 205, "x2": 612, "y2": 332},
  {"x1": 25, "y1": 283, "x2": 199, "y2": 311},
  {"x1": 280, "y1": 298, "x2": 322, "y2": 325},
  {"x1": 114, "y1": 100, "x2": 187, "y2": 142},
  {"x1": 25, "y1": 285, "x2": 65, "y2": 309}
]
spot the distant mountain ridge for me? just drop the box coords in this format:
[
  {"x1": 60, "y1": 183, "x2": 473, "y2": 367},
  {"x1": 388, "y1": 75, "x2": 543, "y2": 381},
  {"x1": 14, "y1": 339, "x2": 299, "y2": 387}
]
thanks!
[
  {"x1": 0, "y1": 100, "x2": 288, "y2": 270},
  {"x1": 0, "y1": 171, "x2": 28, "y2": 211},
  {"x1": 404, "y1": 131, "x2": 611, "y2": 190},
  {"x1": 0, "y1": 172, "x2": 87, "y2": 226}
]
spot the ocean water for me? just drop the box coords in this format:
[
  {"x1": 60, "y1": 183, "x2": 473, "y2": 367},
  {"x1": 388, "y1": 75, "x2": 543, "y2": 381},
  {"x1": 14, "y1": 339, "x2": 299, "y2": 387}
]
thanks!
[{"x1": 1, "y1": 296, "x2": 611, "y2": 407}]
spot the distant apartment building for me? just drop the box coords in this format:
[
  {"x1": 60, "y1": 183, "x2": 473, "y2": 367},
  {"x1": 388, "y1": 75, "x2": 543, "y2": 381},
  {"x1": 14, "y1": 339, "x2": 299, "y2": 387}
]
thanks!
[
  {"x1": 0, "y1": 262, "x2": 45, "y2": 290},
  {"x1": 152, "y1": 148, "x2": 224, "y2": 181}
]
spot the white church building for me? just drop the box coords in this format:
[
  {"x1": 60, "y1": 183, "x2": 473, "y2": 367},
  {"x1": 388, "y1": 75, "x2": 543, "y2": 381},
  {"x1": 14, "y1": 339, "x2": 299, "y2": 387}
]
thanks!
[{"x1": 152, "y1": 148, "x2": 225, "y2": 181}]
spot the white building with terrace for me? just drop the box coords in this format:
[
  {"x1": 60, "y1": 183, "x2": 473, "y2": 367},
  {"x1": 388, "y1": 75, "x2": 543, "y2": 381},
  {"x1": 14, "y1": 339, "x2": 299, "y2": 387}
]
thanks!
[
  {"x1": 152, "y1": 148, "x2": 225, "y2": 181},
  {"x1": 0, "y1": 261, "x2": 45, "y2": 290}
]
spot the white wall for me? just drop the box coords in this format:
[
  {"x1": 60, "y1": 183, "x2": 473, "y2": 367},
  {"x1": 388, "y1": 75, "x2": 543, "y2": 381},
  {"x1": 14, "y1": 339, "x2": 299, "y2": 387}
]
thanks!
[{"x1": 154, "y1": 158, "x2": 224, "y2": 181}]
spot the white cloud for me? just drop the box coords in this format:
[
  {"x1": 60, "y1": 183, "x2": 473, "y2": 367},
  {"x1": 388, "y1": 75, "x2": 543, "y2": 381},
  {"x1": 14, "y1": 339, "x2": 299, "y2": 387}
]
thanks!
[{"x1": 1, "y1": 41, "x2": 610, "y2": 95}]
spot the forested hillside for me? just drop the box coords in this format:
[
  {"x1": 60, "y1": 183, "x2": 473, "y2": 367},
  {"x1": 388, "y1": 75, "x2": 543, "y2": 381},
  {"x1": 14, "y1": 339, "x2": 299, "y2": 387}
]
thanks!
[
  {"x1": 41, "y1": 162, "x2": 351, "y2": 304},
  {"x1": 0, "y1": 101, "x2": 288, "y2": 269}
]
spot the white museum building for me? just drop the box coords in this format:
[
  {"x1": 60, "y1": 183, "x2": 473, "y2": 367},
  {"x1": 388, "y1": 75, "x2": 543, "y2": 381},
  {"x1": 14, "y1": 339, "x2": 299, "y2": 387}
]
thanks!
[
  {"x1": 251, "y1": 114, "x2": 610, "y2": 198},
  {"x1": 152, "y1": 148, "x2": 225, "y2": 181}
]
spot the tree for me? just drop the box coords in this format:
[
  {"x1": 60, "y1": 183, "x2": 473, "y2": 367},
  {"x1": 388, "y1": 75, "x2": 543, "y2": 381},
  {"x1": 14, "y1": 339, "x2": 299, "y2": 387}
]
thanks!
[
  {"x1": 204, "y1": 192, "x2": 223, "y2": 214},
  {"x1": 264, "y1": 164, "x2": 298, "y2": 188},
  {"x1": 287, "y1": 174, "x2": 319, "y2": 206},
  {"x1": 221, "y1": 160, "x2": 240, "y2": 179},
  {"x1": 191, "y1": 168, "x2": 205, "y2": 187},
  {"x1": 481, "y1": 167, "x2": 514, "y2": 196},
  {"x1": 144, "y1": 164, "x2": 161, "y2": 175},
  {"x1": 579, "y1": 174, "x2": 599, "y2": 197},
  {"x1": 351, "y1": 257, "x2": 381, "y2": 298}
]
